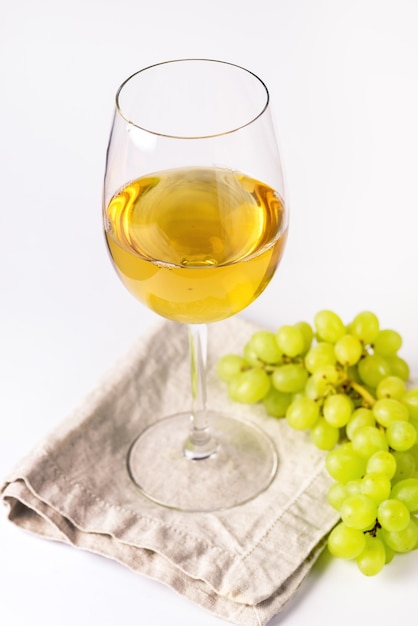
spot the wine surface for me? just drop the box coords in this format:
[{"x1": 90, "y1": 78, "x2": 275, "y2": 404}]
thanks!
[{"x1": 105, "y1": 167, "x2": 287, "y2": 323}]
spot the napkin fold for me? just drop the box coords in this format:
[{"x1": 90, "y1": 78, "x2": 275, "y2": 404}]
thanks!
[{"x1": 1, "y1": 317, "x2": 339, "y2": 626}]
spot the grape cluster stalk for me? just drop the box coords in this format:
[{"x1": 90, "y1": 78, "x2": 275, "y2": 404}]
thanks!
[{"x1": 216, "y1": 310, "x2": 418, "y2": 576}]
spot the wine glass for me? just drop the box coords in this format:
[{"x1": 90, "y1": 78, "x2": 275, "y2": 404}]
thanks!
[{"x1": 102, "y1": 59, "x2": 288, "y2": 512}]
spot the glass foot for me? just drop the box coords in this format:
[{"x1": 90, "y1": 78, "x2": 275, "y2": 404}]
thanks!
[{"x1": 127, "y1": 411, "x2": 278, "y2": 512}]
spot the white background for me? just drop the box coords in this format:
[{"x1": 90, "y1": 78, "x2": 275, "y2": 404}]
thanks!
[{"x1": 1, "y1": 0, "x2": 418, "y2": 624}]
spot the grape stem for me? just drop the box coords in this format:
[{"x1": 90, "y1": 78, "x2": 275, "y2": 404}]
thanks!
[
  {"x1": 349, "y1": 380, "x2": 376, "y2": 407},
  {"x1": 366, "y1": 521, "x2": 381, "y2": 537}
]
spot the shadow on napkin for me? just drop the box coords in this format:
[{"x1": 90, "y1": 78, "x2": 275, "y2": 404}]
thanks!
[{"x1": 1, "y1": 317, "x2": 338, "y2": 626}]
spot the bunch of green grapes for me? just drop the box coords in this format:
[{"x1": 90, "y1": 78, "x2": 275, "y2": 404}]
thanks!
[{"x1": 217, "y1": 310, "x2": 418, "y2": 575}]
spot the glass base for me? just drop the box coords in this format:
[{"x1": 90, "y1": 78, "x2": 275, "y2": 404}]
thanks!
[{"x1": 127, "y1": 411, "x2": 278, "y2": 512}]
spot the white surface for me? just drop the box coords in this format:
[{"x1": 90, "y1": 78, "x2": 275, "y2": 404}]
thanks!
[{"x1": 1, "y1": 0, "x2": 418, "y2": 624}]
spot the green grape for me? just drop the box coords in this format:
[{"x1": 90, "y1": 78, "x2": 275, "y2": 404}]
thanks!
[
  {"x1": 376, "y1": 376, "x2": 407, "y2": 400},
  {"x1": 345, "y1": 479, "x2": 364, "y2": 496},
  {"x1": 328, "y1": 522, "x2": 366, "y2": 559},
  {"x1": 380, "y1": 519, "x2": 418, "y2": 552},
  {"x1": 304, "y1": 375, "x2": 330, "y2": 401},
  {"x1": 216, "y1": 354, "x2": 249, "y2": 382},
  {"x1": 305, "y1": 366, "x2": 339, "y2": 401},
  {"x1": 390, "y1": 478, "x2": 418, "y2": 513},
  {"x1": 350, "y1": 311, "x2": 380, "y2": 344},
  {"x1": 247, "y1": 330, "x2": 282, "y2": 364},
  {"x1": 294, "y1": 321, "x2": 314, "y2": 353},
  {"x1": 334, "y1": 334, "x2": 363, "y2": 366},
  {"x1": 285, "y1": 397, "x2": 319, "y2": 430},
  {"x1": 243, "y1": 342, "x2": 262, "y2": 367},
  {"x1": 314, "y1": 310, "x2": 346, "y2": 343},
  {"x1": 402, "y1": 388, "x2": 418, "y2": 420},
  {"x1": 411, "y1": 516, "x2": 418, "y2": 549},
  {"x1": 392, "y1": 450, "x2": 416, "y2": 483},
  {"x1": 323, "y1": 394, "x2": 353, "y2": 428},
  {"x1": 366, "y1": 450, "x2": 397, "y2": 479},
  {"x1": 291, "y1": 391, "x2": 305, "y2": 402},
  {"x1": 228, "y1": 369, "x2": 270, "y2": 404},
  {"x1": 310, "y1": 417, "x2": 340, "y2": 450},
  {"x1": 262, "y1": 387, "x2": 292, "y2": 418},
  {"x1": 386, "y1": 420, "x2": 417, "y2": 452},
  {"x1": 410, "y1": 441, "x2": 418, "y2": 463},
  {"x1": 373, "y1": 329, "x2": 402, "y2": 356},
  {"x1": 326, "y1": 443, "x2": 367, "y2": 483},
  {"x1": 272, "y1": 363, "x2": 308, "y2": 393},
  {"x1": 340, "y1": 494, "x2": 377, "y2": 530},
  {"x1": 377, "y1": 498, "x2": 410, "y2": 532},
  {"x1": 356, "y1": 535, "x2": 386, "y2": 576},
  {"x1": 351, "y1": 426, "x2": 388, "y2": 458},
  {"x1": 373, "y1": 398, "x2": 409, "y2": 428},
  {"x1": 386, "y1": 355, "x2": 410, "y2": 381},
  {"x1": 346, "y1": 408, "x2": 376, "y2": 440},
  {"x1": 327, "y1": 482, "x2": 348, "y2": 510},
  {"x1": 377, "y1": 529, "x2": 396, "y2": 563},
  {"x1": 314, "y1": 365, "x2": 340, "y2": 384},
  {"x1": 361, "y1": 472, "x2": 391, "y2": 504},
  {"x1": 275, "y1": 325, "x2": 305, "y2": 357},
  {"x1": 358, "y1": 354, "x2": 391, "y2": 387},
  {"x1": 347, "y1": 364, "x2": 362, "y2": 383},
  {"x1": 384, "y1": 544, "x2": 396, "y2": 563},
  {"x1": 304, "y1": 342, "x2": 337, "y2": 374}
]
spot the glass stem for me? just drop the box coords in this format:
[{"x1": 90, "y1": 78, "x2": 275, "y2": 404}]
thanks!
[{"x1": 184, "y1": 324, "x2": 218, "y2": 460}]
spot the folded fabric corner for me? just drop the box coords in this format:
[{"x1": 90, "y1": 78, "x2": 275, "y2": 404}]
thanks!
[{"x1": 1, "y1": 317, "x2": 339, "y2": 626}]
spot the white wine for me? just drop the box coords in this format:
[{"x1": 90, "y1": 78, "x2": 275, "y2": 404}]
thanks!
[{"x1": 105, "y1": 166, "x2": 287, "y2": 323}]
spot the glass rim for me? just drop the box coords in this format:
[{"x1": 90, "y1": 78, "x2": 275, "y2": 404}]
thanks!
[{"x1": 114, "y1": 58, "x2": 270, "y2": 140}]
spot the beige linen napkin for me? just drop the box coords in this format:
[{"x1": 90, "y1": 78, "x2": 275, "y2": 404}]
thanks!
[{"x1": 1, "y1": 317, "x2": 339, "y2": 626}]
